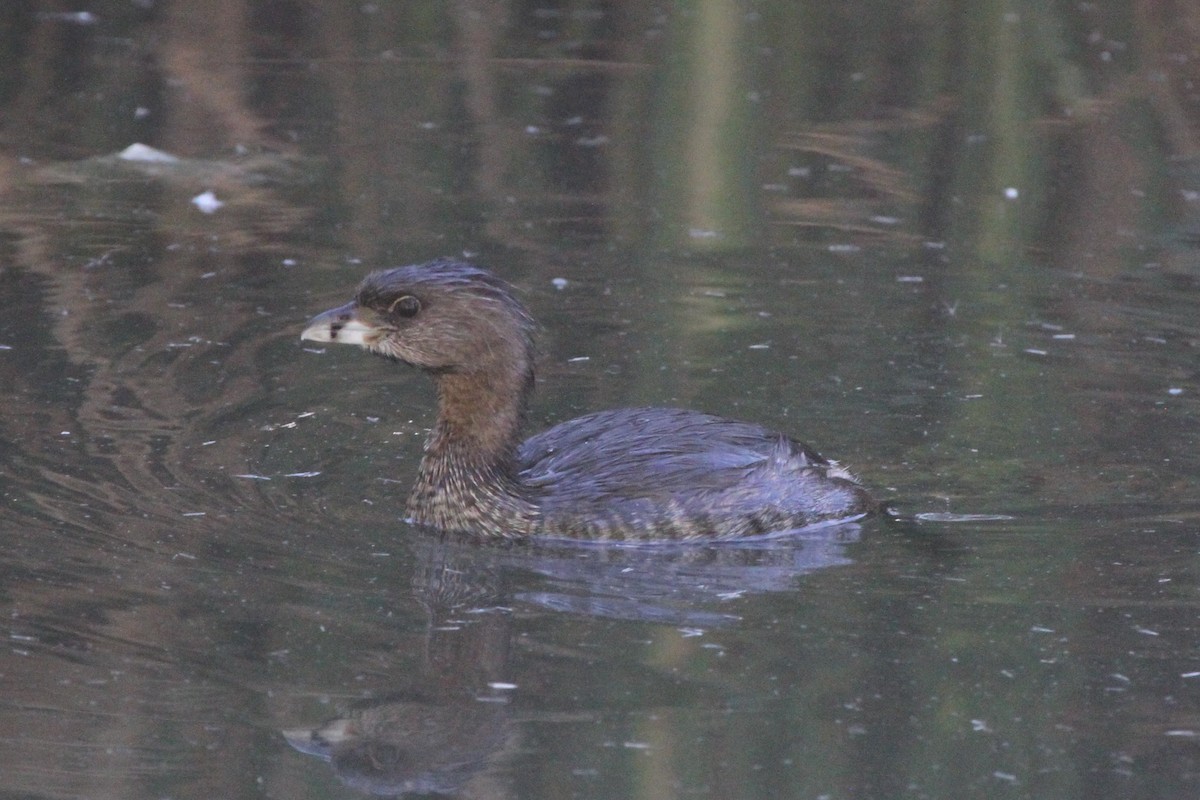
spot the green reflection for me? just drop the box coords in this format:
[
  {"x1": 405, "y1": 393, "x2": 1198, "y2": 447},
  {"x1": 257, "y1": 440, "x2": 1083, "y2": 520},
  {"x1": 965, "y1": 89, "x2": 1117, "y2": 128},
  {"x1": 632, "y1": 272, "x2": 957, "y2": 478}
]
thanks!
[{"x1": 651, "y1": 1, "x2": 761, "y2": 249}]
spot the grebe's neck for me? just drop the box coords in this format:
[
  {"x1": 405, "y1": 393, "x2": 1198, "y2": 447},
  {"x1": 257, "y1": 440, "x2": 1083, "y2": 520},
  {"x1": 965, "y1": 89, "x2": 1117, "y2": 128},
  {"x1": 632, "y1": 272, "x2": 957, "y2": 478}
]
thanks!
[
  {"x1": 407, "y1": 363, "x2": 541, "y2": 537},
  {"x1": 429, "y1": 367, "x2": 527, "y2": 468}
]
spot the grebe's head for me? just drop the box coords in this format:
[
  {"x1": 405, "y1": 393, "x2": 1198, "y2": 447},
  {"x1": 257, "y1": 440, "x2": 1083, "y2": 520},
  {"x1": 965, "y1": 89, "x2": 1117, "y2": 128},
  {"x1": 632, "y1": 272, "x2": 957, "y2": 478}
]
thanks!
[{"x1": 301, "y1": 259, "x2": 535, "y2": 375}]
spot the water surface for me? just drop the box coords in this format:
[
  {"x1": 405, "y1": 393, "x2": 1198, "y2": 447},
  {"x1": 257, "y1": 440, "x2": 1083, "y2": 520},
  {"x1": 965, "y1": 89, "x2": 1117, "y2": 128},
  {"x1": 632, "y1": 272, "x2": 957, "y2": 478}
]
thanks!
[{"x1": 1, "y1": 2, "x2": 1198, "y2": 799}]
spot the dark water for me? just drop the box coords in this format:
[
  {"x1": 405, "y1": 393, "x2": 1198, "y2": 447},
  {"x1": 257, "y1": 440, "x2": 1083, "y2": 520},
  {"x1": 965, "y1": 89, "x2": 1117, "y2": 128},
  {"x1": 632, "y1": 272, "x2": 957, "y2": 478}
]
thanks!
[{"x1": 1, "y1": 2, "x2": 1199, "y2": 798}]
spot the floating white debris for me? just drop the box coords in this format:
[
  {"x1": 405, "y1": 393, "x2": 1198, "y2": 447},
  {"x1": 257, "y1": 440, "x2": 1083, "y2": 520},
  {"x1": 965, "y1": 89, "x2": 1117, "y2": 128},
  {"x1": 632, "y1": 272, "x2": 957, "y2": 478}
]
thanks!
[
  {"x1": 896, "y1": 275, "x2": 924, "y2": 283},
  {"x1": 551, "y1": 277, "x2": 568, "y2": 290},
  {"x1": 39, "y1": 11, "x2": 97, "y2": 24},
  {"x1": 487, "y1": 682, "x2": 518, "y2": 690},
  {"x1": 191, "y1": 190, "x2": 224, "y2": 214},
  {"x1": 1168, "y1": 387, "x2": 1184, "y2": 396},
  {"x1": 1004, "y1": 187, "x2": 1019, "y2": 200},
  {"x1": 828, "y1": 243, "x2": 860, "y2": 253},
  {"x1": 118, "y1": 143, "x2": 180, "y2": 163}
]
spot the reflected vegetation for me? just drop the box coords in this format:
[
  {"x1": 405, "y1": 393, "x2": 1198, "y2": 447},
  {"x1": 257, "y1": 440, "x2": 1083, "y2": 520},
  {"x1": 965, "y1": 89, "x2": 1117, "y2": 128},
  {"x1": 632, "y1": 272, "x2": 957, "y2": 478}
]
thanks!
[{"x1": 0, "y1": 1, "x2": 1198, "y2": 799}]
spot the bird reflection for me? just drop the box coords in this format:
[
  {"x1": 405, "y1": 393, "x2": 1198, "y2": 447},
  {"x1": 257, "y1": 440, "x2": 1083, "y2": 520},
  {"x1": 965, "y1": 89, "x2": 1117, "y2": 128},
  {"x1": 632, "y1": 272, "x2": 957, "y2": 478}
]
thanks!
[
  {"x1": 508, "y1": 525, "x2": 860, "y2": 625},
  {"x1": 283, "y1": 693, "x2": 511, "y2": 796},
  {"x1": 284, "y1": 524, "x2": 860, "y2": 796}
]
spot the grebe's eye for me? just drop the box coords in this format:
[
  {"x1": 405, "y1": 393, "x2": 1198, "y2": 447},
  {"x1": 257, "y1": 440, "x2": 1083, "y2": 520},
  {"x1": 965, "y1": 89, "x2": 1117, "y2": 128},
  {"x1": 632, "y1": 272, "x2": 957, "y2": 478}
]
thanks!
[{"x1": 388, "y1": 295, "x2": 421, "y2": 318}]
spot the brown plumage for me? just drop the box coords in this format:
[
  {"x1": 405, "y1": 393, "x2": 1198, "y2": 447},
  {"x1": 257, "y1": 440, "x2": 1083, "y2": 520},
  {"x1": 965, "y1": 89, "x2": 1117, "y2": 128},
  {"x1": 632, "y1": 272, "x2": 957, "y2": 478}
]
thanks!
[{"x1": 301, "y1": 259, "x2": 877, "y2": 541}]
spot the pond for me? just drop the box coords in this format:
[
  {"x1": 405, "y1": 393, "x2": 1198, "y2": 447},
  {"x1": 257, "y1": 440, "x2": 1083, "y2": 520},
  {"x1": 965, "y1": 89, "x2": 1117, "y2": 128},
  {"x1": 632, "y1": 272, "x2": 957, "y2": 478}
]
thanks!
[{"x1": 1, "y1": 2, "x2": 1198, "y2": 798}]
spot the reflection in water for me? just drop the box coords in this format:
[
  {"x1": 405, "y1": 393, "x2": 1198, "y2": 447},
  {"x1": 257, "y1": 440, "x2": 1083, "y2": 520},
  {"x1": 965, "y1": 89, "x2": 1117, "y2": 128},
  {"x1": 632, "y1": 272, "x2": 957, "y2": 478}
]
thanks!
[
  {"x1": 1, "y1": 2, "x2": 1199, "y2": 799},
  {"x1": 513, "y1": 529, "x2": 859, "y2": 624},
  {"x1": 284, "y1": 526, "x2": 858, "y2": 795},
  {"x1": 410, "y1": 524, "x2": 860, "y2": 625},
  {"x1": 284, "y1": 694, "x2": 512, "y2": 796}
]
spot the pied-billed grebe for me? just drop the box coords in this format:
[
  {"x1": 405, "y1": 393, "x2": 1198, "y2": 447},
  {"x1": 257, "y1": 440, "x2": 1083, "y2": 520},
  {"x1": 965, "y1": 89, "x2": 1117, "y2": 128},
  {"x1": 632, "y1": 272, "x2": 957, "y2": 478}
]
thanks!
[{"x1": 301, "y1": 259, "x2": 877, "y2": 541}]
